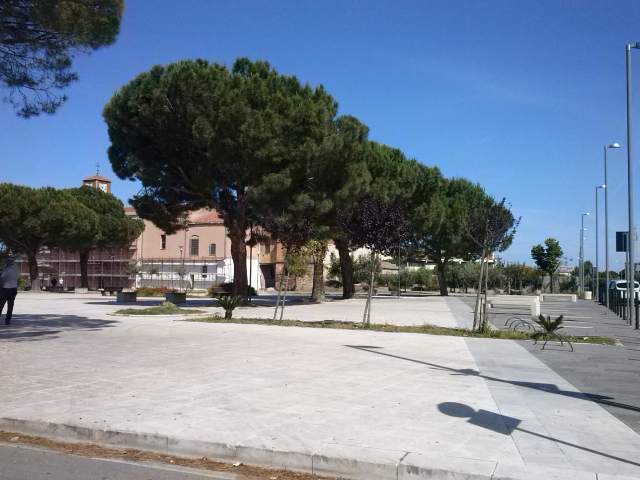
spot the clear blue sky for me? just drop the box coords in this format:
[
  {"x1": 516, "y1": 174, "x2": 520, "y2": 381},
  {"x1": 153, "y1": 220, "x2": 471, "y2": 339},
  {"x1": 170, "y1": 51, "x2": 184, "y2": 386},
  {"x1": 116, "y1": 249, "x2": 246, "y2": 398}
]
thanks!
[{"x1": 1, "y1": 0, "x2": 640, "y2": 269}]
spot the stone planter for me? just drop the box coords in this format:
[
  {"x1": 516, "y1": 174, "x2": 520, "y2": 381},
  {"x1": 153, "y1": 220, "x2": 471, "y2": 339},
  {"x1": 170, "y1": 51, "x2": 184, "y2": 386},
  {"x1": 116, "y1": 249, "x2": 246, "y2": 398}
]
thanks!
[
  {"x1": 165, "y1": 292, "x2": 187, "y2": 304},
  {"x1": 117, "y1": 291, "x2": 137, "y2": 303}
]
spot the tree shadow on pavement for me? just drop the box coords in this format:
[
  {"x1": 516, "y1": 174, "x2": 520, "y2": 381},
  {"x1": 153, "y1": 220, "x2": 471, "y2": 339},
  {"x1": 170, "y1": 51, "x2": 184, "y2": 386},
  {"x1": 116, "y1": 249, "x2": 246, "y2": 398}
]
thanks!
[
  {"x1": 345, "y1": 345, "x2": 640, "y2": 415},
  {"x1": 0, "y1": 314, "x2": 117, "y2": 342}
]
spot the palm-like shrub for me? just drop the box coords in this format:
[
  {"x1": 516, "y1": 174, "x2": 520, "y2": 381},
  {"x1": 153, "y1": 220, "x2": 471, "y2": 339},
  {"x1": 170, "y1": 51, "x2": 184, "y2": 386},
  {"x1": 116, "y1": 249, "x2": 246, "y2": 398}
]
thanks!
[
  {"x1": 216, "y1": 295, "x2": 242, "y2": 319},
  {"x1": 532, "y1": 314, "x2": 573, "y2": 351}
]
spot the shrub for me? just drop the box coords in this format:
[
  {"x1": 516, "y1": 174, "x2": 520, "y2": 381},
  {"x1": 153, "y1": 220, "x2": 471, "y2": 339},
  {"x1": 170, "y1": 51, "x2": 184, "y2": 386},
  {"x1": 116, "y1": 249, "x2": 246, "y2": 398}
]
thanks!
[
  {"x1": 216, "y1": 295, "x2": 243, "y2": 319},
  {"x1": 208, "y1": 284, "x2": 256, "y2": 297},
  {"x1": 136, "y1": 286, "x2": 172, "y2": 297}
]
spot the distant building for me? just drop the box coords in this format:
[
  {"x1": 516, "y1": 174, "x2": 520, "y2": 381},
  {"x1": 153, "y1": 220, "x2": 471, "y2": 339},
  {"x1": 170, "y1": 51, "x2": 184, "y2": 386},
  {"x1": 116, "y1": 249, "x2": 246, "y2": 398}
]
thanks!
[
  {"x1": 82, "y1": 174, "x2": 111, "y2": 193},
  {"x1": 16, "y1": 174, "x2": 259, "y2": 291}
]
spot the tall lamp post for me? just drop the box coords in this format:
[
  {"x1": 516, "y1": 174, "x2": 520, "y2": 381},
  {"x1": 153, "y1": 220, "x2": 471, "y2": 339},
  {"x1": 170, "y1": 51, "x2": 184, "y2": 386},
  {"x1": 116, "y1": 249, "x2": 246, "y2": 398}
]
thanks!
[
  {"x1": 626, "y1": 42, "x2": 640, "y2": 328},
  {"x1": 595, "y1": 185, "x2": 605, "y2": 302},
  {"x1": 580, "y1": 212, "x2": 590, "y2": 297},
  {"x1": 604, "y1": 142, "x2": 621, "y2": 309}
]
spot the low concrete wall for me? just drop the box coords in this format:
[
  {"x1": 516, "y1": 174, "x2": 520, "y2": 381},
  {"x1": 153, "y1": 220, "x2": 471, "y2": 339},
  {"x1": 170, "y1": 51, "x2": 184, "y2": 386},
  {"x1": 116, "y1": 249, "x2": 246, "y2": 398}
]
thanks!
[
  {"x1": 539, "y1": 293, "x2": 577, "y2": 302},
  {"x1": 487, "y1": 296, "x2": 540, "y2": 319}
]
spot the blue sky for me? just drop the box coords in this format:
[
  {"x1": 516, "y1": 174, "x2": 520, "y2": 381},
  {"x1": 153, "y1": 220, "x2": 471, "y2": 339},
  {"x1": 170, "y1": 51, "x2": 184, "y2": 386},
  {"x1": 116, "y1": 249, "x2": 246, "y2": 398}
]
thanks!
[{"x1": 1, "y1": 0, "x2": 639, "y2": 269}]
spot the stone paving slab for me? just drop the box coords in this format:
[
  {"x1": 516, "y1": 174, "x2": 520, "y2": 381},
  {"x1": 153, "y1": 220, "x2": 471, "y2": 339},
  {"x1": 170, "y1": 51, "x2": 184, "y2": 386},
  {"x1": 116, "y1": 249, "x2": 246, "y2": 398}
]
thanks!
[{"x1": 0, "y1": 294, "x2": 639, "y2": 479}]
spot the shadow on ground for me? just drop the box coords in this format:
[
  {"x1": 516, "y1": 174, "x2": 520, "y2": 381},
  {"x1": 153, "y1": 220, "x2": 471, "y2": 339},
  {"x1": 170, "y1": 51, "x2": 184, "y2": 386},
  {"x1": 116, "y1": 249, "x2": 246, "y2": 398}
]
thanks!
[
  {"x1": 0, "y1": 314, "x2": 117, "y2": 342},
  {"x1": 438, "y1": 401, "x2": 640, "y2": 469},
  {"x1": 346, "y1": 345, "x2": 640, "y2": 415}
]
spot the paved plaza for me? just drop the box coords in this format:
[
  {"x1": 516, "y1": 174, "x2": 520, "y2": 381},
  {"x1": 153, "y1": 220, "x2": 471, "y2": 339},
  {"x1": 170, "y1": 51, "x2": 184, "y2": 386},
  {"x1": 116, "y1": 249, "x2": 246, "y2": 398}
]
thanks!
[{"x1": 1, "y1": 293, "x2": 640, "y2": 479}]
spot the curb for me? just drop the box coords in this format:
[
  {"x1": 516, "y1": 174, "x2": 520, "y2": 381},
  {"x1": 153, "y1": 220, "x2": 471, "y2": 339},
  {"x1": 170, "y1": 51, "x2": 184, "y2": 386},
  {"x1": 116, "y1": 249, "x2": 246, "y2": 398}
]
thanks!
[{"x1": 0, "y1": 418, "x2": 628, "y2": 480}]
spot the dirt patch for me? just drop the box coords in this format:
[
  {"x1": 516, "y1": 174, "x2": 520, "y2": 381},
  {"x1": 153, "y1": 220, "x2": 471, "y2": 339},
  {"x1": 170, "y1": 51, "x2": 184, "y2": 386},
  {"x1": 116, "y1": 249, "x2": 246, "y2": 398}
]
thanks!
[{"x1": 0, "y1": 430, "x2": 333, "y2": 480}]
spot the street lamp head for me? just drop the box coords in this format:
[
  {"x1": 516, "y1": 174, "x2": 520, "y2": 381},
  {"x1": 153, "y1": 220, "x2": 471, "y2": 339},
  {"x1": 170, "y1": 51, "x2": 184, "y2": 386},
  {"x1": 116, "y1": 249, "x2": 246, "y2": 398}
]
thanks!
[
  {"x1": 583, "y1": 212, "x2": 590, "y2": 216},
  {"x1": 598, "y1": 184, "x2": 606, "y2": 189},
  {"x1": 630, "y1": 42, "x2": 640, "y2": 50},
  {"x1": 608, "y1": 143, "x2": 621, "y2": 149}
]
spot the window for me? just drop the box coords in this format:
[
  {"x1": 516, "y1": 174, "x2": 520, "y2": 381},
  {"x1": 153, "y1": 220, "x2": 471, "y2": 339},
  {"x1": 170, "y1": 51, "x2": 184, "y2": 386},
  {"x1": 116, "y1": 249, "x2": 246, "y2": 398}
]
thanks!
[
  {"x1": 160, "y1": 234, "x2": 166, "y2": 250},
  {"x1": 208, "y1": 243, "x2": 216, "y2": 256},
  {"x1": 190, "y1": 235, "x2": 199, "y2": 256}
]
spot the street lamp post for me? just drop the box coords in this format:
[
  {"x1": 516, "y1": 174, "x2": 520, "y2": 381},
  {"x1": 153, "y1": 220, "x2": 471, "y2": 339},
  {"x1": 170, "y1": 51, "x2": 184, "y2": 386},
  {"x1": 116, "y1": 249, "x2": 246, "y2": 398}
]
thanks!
[
  {"x1": 580, "y1": 213, "x2": 590, "y2": 297},
  {"x1": 626, "y1": 42, "x2": 640, "y2": 328},
  {"x1": 604, "y1": 142, "x2": 621, "y2": 309},
  {"x1": 595, "y1": 185, "x2": 605, "y2": 302}
]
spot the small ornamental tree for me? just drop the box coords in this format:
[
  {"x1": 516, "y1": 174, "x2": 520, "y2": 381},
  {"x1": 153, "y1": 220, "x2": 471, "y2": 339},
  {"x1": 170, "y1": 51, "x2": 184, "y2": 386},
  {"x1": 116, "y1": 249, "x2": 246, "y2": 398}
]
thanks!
[
  {"x1": 1, "y1": 0, "x2": 124, "y2": 117},
  {"x1": 466, "y1": 198, "x2": 519, "y2": 331},
  {"x1": 338, "y1": 196, "x2": 408, "y2": 325},
  {"x1": 531, "y1": 238, "x2": 563, "y2": 293}
]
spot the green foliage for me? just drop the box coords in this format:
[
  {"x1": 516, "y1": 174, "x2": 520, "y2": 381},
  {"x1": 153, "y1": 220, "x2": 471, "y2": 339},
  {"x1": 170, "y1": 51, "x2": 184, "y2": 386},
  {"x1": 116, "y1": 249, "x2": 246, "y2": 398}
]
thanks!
[
  {"x1": 531, "y1": 238, "x2": 563, "y2": 276},
  {"x1": 284, "y1": 246, "x2": 310, "y2": 278},
  {"x1": 104, "y1": 58, "x2": 337, "y2": 296},
  {"x1": 0, "y1": 0, "x2": 123, "y2": 116},
  {"x1": 0, "y1": 183, "x2": 97, "y2": 286},
  {"x1": 187, "y1": 316, "x2": 615, "y2": 345},
  {"x1": 216, "y1": 295, "x2": 243, "y2": 319},
  {"x1": 532, "y1": 314, "x2": 573, "y2": 351},
  {"x1": 531, "y1": 238, "x2": 563, "y2": 293},
  {"x1": 18, "y1": 275, "x2": 29, "y2": 291},
  {"x1": 115, "y1": 301, "x2": 206, "y2": 316},
  {"x1": 535, "y1": 314, "x2": 565, "y2": 334},
  {"x1": 65, "y1": 186, "x2": 143, "y2": 250}
]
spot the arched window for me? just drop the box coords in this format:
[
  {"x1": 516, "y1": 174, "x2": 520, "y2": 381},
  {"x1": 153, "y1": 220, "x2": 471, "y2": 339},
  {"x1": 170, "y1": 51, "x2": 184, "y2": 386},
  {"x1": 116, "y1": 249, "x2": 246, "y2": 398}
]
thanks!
[{"x1": 190, "y1": 235, "x2": 199, "y2": 256}]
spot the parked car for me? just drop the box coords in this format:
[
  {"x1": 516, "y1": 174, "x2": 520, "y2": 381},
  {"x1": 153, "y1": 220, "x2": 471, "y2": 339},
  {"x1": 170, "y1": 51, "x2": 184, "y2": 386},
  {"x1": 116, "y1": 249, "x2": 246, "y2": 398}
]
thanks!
[{"x1": 608, "y1": 280, "x2": 640, "y2": 297}]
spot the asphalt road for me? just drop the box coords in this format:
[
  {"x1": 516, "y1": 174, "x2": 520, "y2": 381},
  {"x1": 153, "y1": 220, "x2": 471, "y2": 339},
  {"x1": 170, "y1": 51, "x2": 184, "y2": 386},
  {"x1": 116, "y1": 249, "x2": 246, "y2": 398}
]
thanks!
[{"x1": 0, "y1": 442, "x2": 235, "y2": 480}]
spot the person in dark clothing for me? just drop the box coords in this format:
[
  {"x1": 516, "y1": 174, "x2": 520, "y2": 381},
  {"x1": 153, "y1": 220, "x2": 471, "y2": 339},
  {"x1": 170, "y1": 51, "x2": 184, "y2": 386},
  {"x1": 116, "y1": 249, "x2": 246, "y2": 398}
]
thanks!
[{"x1": 0, "y1": 257, "x2": 19, "y2": 325}]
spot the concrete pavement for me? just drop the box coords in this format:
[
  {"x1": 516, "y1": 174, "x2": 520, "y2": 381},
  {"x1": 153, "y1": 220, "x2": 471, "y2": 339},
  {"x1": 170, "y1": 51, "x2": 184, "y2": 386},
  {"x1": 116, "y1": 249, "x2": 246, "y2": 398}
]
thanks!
[{"x1": 1, "y1": 293, "x2": 640, "y2": 479}]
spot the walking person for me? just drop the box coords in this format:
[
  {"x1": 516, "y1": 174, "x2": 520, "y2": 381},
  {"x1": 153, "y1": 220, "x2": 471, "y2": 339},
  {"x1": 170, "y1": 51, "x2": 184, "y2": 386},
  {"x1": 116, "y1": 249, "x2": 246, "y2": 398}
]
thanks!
[{"x1": 0, "y1": 257, "x2": 19, "y2": 325}]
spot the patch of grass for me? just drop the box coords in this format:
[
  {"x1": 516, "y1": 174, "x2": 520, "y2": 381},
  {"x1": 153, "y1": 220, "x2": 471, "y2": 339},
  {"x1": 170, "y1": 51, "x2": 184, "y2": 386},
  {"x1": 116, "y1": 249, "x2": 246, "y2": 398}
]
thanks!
[
  {"x1": 184, "y1": 316, "x2": 617, "y2": 345},
  {"x1": 115, "y1": 301, "x2": 205, "y2": 316}
]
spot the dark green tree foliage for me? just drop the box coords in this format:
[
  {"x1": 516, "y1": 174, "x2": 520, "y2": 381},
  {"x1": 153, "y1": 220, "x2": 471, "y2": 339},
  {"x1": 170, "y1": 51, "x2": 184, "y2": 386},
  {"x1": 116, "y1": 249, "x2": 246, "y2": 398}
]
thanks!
[
  {"x1": 65, "y1": 186, "x2": 143, "y2": 288},
  {"x1": 103, "y1": 58, "x2": 337, "y2": 296},
  {"x1": 0, "y1": 183, "x2": 97, "y2": 287},
  {"x1": 315, "y1": 116, "x2": 371, "y2": 299},
  {"x1": 411, "y1": 177, "x2": 483, "y2": 296},
  {"x1": 0, "y1": 0, "x2": 123, "y2": 117},
  {"x1": 531, "y1": 238, "x2": 563, "y2": 293}
]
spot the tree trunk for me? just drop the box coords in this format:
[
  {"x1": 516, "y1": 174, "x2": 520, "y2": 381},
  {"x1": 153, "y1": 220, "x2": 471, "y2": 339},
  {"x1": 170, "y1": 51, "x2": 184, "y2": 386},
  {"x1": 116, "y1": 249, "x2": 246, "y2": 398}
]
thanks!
[
  {"x1": 228, "y1": 225, "x2": 248, "y2": 297},
  {"x1": 311, "y1": 243, "x2": 327, "y2": 302},
  {"x1": 364, "y1": 253, "x2": 376, "y2": 325},
  {"x1": 28, "y1": 251, "x2": 39, "y2": 290},
  {"x1": 436, "y1": 260, "x2": 448, "y2": 296},
  {"x1": 481, "y1": 259, "x2": 490, "y2": 332},
  {"x1": 473, "y1": 249, "x2": 487, "y2": 330},
  {"x1": 79, "y1": 250, "x2": 90, "y2": 289},
  {"x1": 550, "y1": 272, "x2": 554, "y2": 293},
  {"x1": 335, "y1": 238, "x2": 354, "y2": 299}
]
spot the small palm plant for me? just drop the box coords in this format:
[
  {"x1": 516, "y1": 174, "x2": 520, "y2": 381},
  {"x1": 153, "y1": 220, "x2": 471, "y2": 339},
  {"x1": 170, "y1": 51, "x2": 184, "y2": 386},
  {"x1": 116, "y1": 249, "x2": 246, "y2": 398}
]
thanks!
[
  {"x1": 216, "y1": 295, "x2": 242, "y2": 319},
  {"x1": 532, "y1": 314, "x2": 573, "y2": 351}
]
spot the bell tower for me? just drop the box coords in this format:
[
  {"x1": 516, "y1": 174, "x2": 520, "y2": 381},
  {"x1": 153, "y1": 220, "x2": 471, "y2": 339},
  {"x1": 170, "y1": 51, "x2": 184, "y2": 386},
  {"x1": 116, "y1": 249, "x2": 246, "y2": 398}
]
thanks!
[{"x1": 82, "y1": 162, "x2": 111, "y2": 193}]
